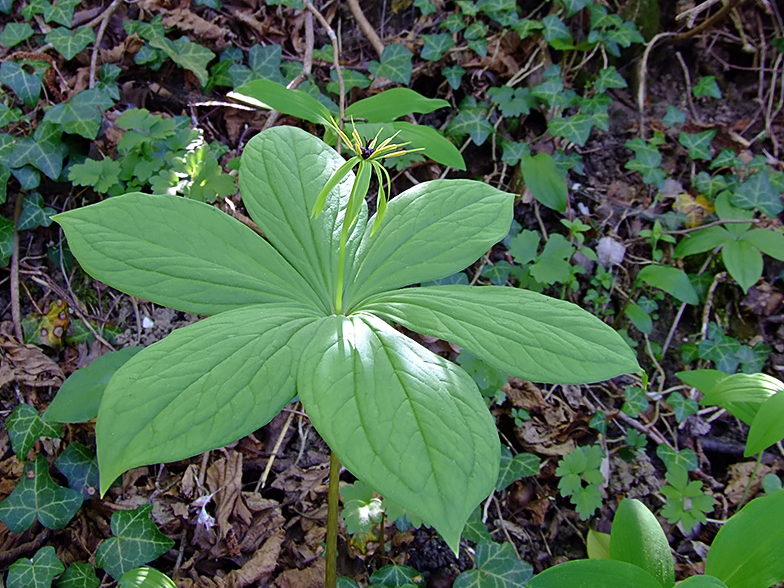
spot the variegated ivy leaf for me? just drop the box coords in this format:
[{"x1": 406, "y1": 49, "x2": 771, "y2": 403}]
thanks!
[
  {"x1": 7, "y1": 121, "x2": 69, "y2": 179},
  {"x1": 548, "y1": 114, "x2": 594, "y2": 147},
  {"x1": 56, "y1": 562, "x2": 101, "y2": 588},
  {"x1": 95, "y1": 505, "x2": 175, "y2": 581},
  {"x1": 18, "y1": 192, "x2": 56, "y2": 231},
  {"x1": 229, "y1": 44, "x2": 286, "y2": 87},
  {"x1": 0, "y1": 455, "x2": 83, "y2": 532},
  {"x1": 370, "y1": 565, "x2": 421, "y2": 587},
  {"x1": 148, "y1": 36, "x2": 215, "y2": 86},
  {"x1": 43, "y1": 0, "x2": 80, "y2": 26},
  {"x1": 0, "y1": 59, "x2": 48, "y2": 107},
  {"x1": 732, "y1": 170, "x2": 784, "y2": 217},
  {"x1": 678, "y1": 129, "x2": 717, "y2": 161},
  {"x1": 0, "y1": 22, "x2": 35, "y2": 47},
  {"x1": 446, "y1": 97, "x2": 493, "y2": 146},
  {"x1": 56, "y1": 442, "x2": 100, "y2": 498},
  {"x1": 6, "y1": 403, "x2": 62, "y2": 458},
  {"x1": 6, "y1": 546, "x2": 64, "y2": 588},
  {"x1": 368, "y1": 43, "x2": 413, "y2": 84},
  {"x1": 497, "y1": 446, "x2": 540, "y2": 491},
  {"x1": 454, "y1": 540, "x2": 533, "y2": 588},
  {"x1": 420, "y1": 33, "x2": 455, "y2": 61},
  {"x1": 46, "y1": 26, "x2": 95, "y2": 60}
]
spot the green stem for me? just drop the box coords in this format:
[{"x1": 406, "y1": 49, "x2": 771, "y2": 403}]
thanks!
[
  {"x1": 335, "y1": 218, "x2": 350, "y2": 314},
  {"x1": 325, "y1": 450, "x2": 341, "y2": 588},
  {"x1": 736, "y1": 451, "x2": 763, "y2": 513}
]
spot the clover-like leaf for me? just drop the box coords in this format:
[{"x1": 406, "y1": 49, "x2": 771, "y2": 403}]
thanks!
[
  {"x1": 0, "y1": 454, "x2": 83, "y2": 532},
  {"x1": 56, "y1": 562, "x2": 100, "y2": 588},
  {"x1": 56, "y1": 442, "x2": 100, "y2": 497},
  {"x1": 660, "y1": 467, "x2": 715, "y2": 531},
  {"x1": 454, "y1": 540, "x2": 533, "y2": 588},
  {"x1": 368, "y1": 43, "x2": 413, "y2": 84},
  {"x1": 7, "y1": 403, "x2": 62, "y2": 458},
  {"x1": 7, "y1": 546, "x2": 64, "y2": 588},
  {"x1": 497, "y1": 446, "x2": 540, "y2": 490},
  {"x1": 46, "y1": 26, "x2": 95, "y2": 60},
  {"x1": 95, "y1": 504, "x2": 175, "y2": 581},
  {"x1": 68, "y1": 157, "x2": 123, "y2": 193}
]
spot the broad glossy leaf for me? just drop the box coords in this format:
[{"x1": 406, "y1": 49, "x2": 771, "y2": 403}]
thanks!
[
  {"x1": 345, "y1": 180, "x2": 512, "y2": 304},
  {"x1": 346, "y1": 88, "x2": 449, "y2": 122},
  {"x1": 677, "y1": 576, "x2": 729, "y2": 588},
  {"x1": 722, "y1": 239, "x2": 762, "y2": 293},
  {"x1": 587, "y1": 529, "x2": 611, "y2": 559},
  {"x1": 45, "y1": 347, "x2": 143, "y2": 423},
  {"x1": 453, "y1": 540, "x2": 533, "y2": 588},
  {"x1": 521, "y1": 153, "x2": 568, "y2": 212},
  {"x1": 95, "y1": 505, "x2": 175, "y2": 581},
  {"x1": 57, "y1": 562, "x2": 101, "y2": 588},
  {"x1": 497, "y1": 446, "x2": 540, "y2": 490},
  {"x1": 7, "y1": 403, "x2": 62, "y2": 458},
  {"x1": 706, "y1": 490, "x2": 784, "y2": 588},
  {"x1": 359, "y1": 286, "x2": 640, "y2": 384},
  {"x1": 239, "y1": 126, "x2": 366, "y2": 309},
  {"x1": 297, "y1": 314, "x2": 499, "y2": 553},
  {"x1": 741, "y1": 229, "x2": 784, "y2": 261},
  {"x1": 230, "y1": 78, "x2": 333, "y2": 124},
  {"x1": 54, "y1": 193, "x2": 323, "y2": 315},
  {"x1": 0, "y1": 455, "x2": 83, "y2": 532},
  {"x1": 97, "y1": 306, "x2": 318, "y2": 494},
  {"x1": 56, "y1": 442, "x2": 100, "y2": 497},
  {"x1": 746, "y1": 392, "x2": 784, "y2": 455},
  {"x1": 610, "y1": 498, "x2": 675, "y2": 588},
  {"x1": 625, "y1": 302, "x2": 652, "y2": 334},
  {"x1": 674, "y1": 226, "x2": 730, "y2": 257},
  {"x1": 118, "y1": 567, "x2": 176, "y2": 588},
  {"x1": 693, "y1": 372, "x2": 781, "y2": 425},
  {"x1": 7, "y1": 546, "x2": 64, "y2": 588},
  {"x1": 637, "y1": 264, "x2": 699, "y2": 304},
  {"x1": 528, "y1": 559, "x2": 663, "y2": 588}
]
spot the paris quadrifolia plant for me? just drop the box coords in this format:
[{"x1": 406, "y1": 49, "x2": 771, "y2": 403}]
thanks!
[{"x1": 48, "y1": 124, "x2": 639, "y2": 582}]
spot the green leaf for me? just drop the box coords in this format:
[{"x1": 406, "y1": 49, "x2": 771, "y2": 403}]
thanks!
[
  {"x1": 453, "y1": 540, "x2": 533, "y2": 588},
  {"x1": 341, "y1": 481, "x2": 383, "y2": 534},
  {"x1": 229, "y1": 44, "x2": 286, "y2": 87},
  {"x1": 0, "y1": 455, "x2": 83, "y2": 532},
  {"x1": 150, "y1": 36, "x2": 215, "y2": 86},
  {"x1": 421, "y1": 33, "x2": 455, "y2": 60},
  {"x1": 0, "y1": 59, "x2": 47, "y2": 107},
  {"x1": 7, "y1": 403, "x2": 62, "y2": 458},
  {"x1": 746, "y1": 392, "x2": 784, "y2": 455},
  {"x1": 442, "y1": 64, "x2": 465, "y2": 89},
  {"x1": 560, "y1": 0, "x2": 589, "y2": 16},
  {"x1": 637, "y1": 264, "x2": 699, "y2": 304},
  {"x1": 7, "y1": 121, "x2": 68, "y2": 179},
  {"x1": 500, "y1": 140, "x2": 530, "y2": 166},
  {"x1": 462, "y1": 506, "x2": 492, "y2": 543},
  {"x1": 7, "y1": 547, "x2": 64, "y2": 588},
  {"x1": 587, "y1": 529, "x2": 611, "y2": 559},
  {"x1": 732, "y1": 170, "x2": 784, "y2": 217},
  {"x1": 230, "y1": 78, "x2": 333, "y2": 125},
  {"x1": 239, "y1": 126, "x2": 366, "y2": 310},
  {"x1": 370, "y1": 565, "x2": 420, "y2": 587},
  {"x1": 46, "y1": 26, "x2": 95, "y2": 60},
  {"x1": 678, "y1": 130, "x2": 717, "y2": 161},
  {"x1": 346, "y1": 88, "x2": 449, "y2": 123},
  {"x1": 43, "y1": 87, "x2": 112, "y2": 139},
  {"x1": 531, "y1": 78, "x2": 564, "y2": 107},
  {"x1": 96, "y1": 307, "x2": 318, "y2": 494},
  {"x1": 660, "y1": 467, "x2": 715, "y2": 531},
  {"x1": 625, "y1": 303, "x2": 652, "y2": 334},
  {"x1": 497, "y1": 446, "x2": 540, "y2": 490},
  {"x1": 56, "y1": 562, "x2": 101, "y2": 588},
  {"x1": 528, "y1": 559, "x2": 664, "y2": 588},
  {"x1": 360, "y1": 286, "x2": 640, "y2": 384},
  {"x1": 741, "y1": 229, "x2": 784, "y2": 261},
  {"x1": 327, "y1": 68, "x2": 370, "y2": 94},
  {"x1": 415, "y1": 0, "x2": 437, "y2": 14},
  {"x1": 487, "y1": 86, "x2": 535, "y2": 117},
  {"x1": 68, "y1": 157, "x2": 123, "y2": 193},
  {"x1": 95, "y1": 504, "x2": 175, "y2": 581},
  {"x1": 668, "y1": 392, "x2": 699, "y2": 423},
  {"x1": 387, "y1": 121, "x2": 465, "y2": 169},
  {"x1": 0, "y1": 103, "x2": 22, "y2": 128},
  {"x1": 345, "y1": 180, "x2": 511, "y2": 303},
  {"x1": 1, "y1": 22, "x2": 35, "y2": 47},
  {"x1": 594, "y1": 66, "x2": 627, "y2": 92},
  {"x1": 521, "y1": 153, "x2": 568, "y2": 212},
  {"x1": 621, "y1": 385, "x2": 649, "y2": 418},
  {"x1": 722, "y1": 238, "x2": 762, "y2": 293},
  {"x1": 706, "y1": 489, "x2": 784, "y2": 588},
  {"x1": 55, "y1": 442, "x2": 100, "y2": 497},
  {"x1": 297, "y1": 314, "x2": 499, "y2": 553},
  {"x1": 18, "y1": 192, "x2": 56, "y2": 231},
  {"x1": 118, "y1": 567, "x2": 176, "y2": 588},
  {"x1": 548, "y1": 114, "x2": 595, "y2": 147},
  {"x1": 43, "y1": 0, "x2": 79, "y2": 26},
  {"x1": 54, "y1": 192, "x2": 323, "y2": 315},
  {"x1": 0, "y1": 215, "x2": 13, "y2": 266},
  {"x1": 674, "y1": 225, "x2": 731, "y2": 257},
  {"x1": 656, "y1": 444, "x2": 698, "y2": 474},
  {"x1": 662, "y1": 105, "x2": 686, "y2": 126},
  {"x1": 368, "y1": 43, "x2": 413, "y2": 84},
  {"x1": 610, "y1": 498, "x2": 675, "y2": 588},
  {"x1": 699, "y1": 331, "x2": 744, "y2": 375},
  {"x1": 693, "y1": 76, "x2": 721, "y2": 99},
  {"x1": 541, "y1": 15, "x2": 572, "y2": 43},
  {"x1": 446, "y1": 98, "x2": 493, "y2": 146},
  {"x1": 676, "y1": 577, "x2": 729, "y2": 588},
  {"x1": 481, "y1": 260, "x2": 512, "y2": 286}
]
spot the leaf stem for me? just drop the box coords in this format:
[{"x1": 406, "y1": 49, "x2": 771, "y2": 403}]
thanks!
[
  {"x1": 335, "y1": 218, "x2": 349, "y2": 314},
  {"x1": 325, "y1": 450, "x2": 341, "y2": 588}
]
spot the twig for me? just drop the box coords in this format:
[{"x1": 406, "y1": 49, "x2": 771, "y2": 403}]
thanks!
[
  {"x1": 88, "y1": 0, "x2": 124, "y2": 89},
  {"x1": 671, "y1": 0, "x2": 746, "y2": 42},
  {"x1": 256, "y1": 406, "x2": 297, "y2": 491},
  {"x1": 493, "y1": 495, "x2": 521, "y2": 559},
  {"x1": 304, "y1": 1, "x2": 345, "y2": 129},
  {"x1": 700, "y1": 271, "x2": 727, "y2": 339},
  {"x1": 347, "y1": 0, "x2": 385, "y2": 57},
  {"x1": 637, "y1": 33, "x2": 678, "y2": 138},
  {"x1": 676, "y1": 51, "x2": 701, "y2": 125},
  {"x1": 11, "y1": 193, "x2": 23, "y2": 342}
]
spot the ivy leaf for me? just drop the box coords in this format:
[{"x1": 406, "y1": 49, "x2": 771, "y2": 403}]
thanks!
[
  {"x1": 150, "y1": 37, "x2": 215, "y2": 86},
  {"x1": 699, "y1": 332, "x2": 742, "y2": 374},
  {"x1": 454, "y1": 540, "x2": 534, "y2": 588},
  {"x1": 7, "y1": 546, "x2": 64, "y2": 588},
  {"x1": 0, "y1": 216, "x2": 13, "y2": 266},
  {"x1": 662, "y1": 105, "x2": 687, "y2": 126},
  {"x1": 7, "y1": 121, "x2": 69, "y2": 179},
  {"x1": 0, "y1": 22, "x2": 35, "y2": 47},
  {"x1": 368, "y1": 43, "x2": 413, "y2": 84},
  {"x1": 732, "y1": 170, "x2": 784, "y2": 217},
  {"x1": 442, "y1": 64, "x2": 465, "y2": 90},
  {"x1": 43, "y1": 0, "x2": 80, "y2": 26},
  {"x1": 622, "y1": 385, "x2": 649, "y2": 417},
  {"x1": 679, "y1": 130, "x2": 716, "y2": 161},
  {"x1": 6, "y1": 403, "x2": 62, "y2": 458},
  {"x1": 606, "y1": 21, "x2": 644, "y2": 47},
  {"x1": 462, "y1": 507, "x2": 492, "y2": 543},
  {"x1": 711, "y1": 149, "x2": 743, "y2": 170},
  {"x1": 370, "y1": 565, "x2": 421, "y2": 587},
  {"x1": 656, "y1": 445, "x2": 698, "y2": 474},
  {"x1": 0, "y1": 59, "x2": 48, "y2": 107},
  {"x1": 548, "y1": 114, "x2": 594, "y2": 146},
  {"x1": 18, "y1": 192, "x2": 56, "y2": 231},
  {"x1": 446, "y1": 97, "x2": 493, "y2": 145},
  {"x1": 541, "y1": 15, "x2": 572, "y2": 43},
  {"x1": 594, "y1": 66, "x2": 627, "y2": 92},
  {"x1": 95, "y1": 504, "x2": 175, "y2": 581},
  {"x1": 56, "y1": 442, "x2": 100, "y2": 498},
  {"x1": 0, "y1": 103, "x2": 22, "y2": 128},
  {"x1": 497, "y1": 446, "x2": 540, "y2": 490},
  {"x1": 625, "y1": 139, "x2": 665, "y2": 187},
  {"x1": 481, "y1": 261, "x2": 512, "y2": 286},
  {"x1": 327, "y1": 68, "x2": 370, "y2": 94},
  {"x1": 487, "y1": 86, "x2": 535, "y2": 117},
  {"x1": 693, "y1": 76, "x2": 721, "y2": 99},
  {"x1": 0, "y1": 454, "x2": 83, "y2": 532},
  {"x1": 421, "y1": 33, "x2": 455, "y2": 61},
  {"x1": 500, "y1": 140, "x2": 530, "y2": 166},
  {"x1": 415, "y1": 0, "x2": 437, "y2": 15},
  {"x1": 56, "y1": 562, "x2": 100, "y2": 588},
  {"x1": 531, "y1": 78, "x2": 565, "y2": 107},
  {"x1": 668, "y1": 392, "x2": 699, "y2": 423},
  {"x1": 560, "y1": 0, "x2": 589, "y2": 16},
  {"x1": 46, "y1": 26, "x2": 95, "y2": 60}
]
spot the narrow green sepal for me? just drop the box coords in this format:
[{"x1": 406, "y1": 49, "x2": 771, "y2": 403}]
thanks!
[
  {"x1": 312, "y1": 156, "x2": 360, "y2": 219},
  {"x1": 370, "y1": 162, "x2": 391, "y2": 236},
  {"x1": 346, "y1": 160, "x2": 372, "y2": 229}
]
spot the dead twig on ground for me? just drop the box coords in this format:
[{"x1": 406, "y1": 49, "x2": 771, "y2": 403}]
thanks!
[
  {"x1": 347, "y1": 0, "x2": 385, "y2": 57},
  {"x1": 88, "y1": 0, "x2": 124, "y2": 88},
  {"x1": 11, "y1": 193, "x2": 23, "y2": 342}
]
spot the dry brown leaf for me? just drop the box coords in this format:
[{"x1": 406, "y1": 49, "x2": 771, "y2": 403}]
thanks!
[
  {"x1": 0, "y1": 329, "x2": 64, "y2": 388},
  {"x1": 224, "y1": 529, "x2": 284, "y2": 588},
  {"x1": 274, "y1": 558, "x2": 325, "y2": 588},
  {"x1": 271, "y1": 463, "x2": 329, "y2": 502},
  {"x1": 725, "y1": 461, "x2": 773, "y2": 506},
  {"x1": 506, "y1": 379, "x2": 578, "y2": 456},
  {"x1": 206, "y1": 452, "x2": 252, "y2": 540},
  {"x1": 237, "y1": 505, "x2": 285, "y2": 553},
  {"x1": 160, "y1": 8, "x2": 229, "y2": 47}
]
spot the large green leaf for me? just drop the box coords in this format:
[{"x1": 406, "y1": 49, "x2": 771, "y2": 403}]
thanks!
[
  {"x1": 230, "y1": 78, "x2": 333, "y2": 124},
  {"x1": 637, "y1": 264, "x2": 699, "y2": 304},
  {"x1": 45, "y1": 347, "x2": 143, "y2": 423},
  {"x1": 54, "y1": 193, "x2": 323, "y2": 315},
  {"x1": 0, "y1": 455, "x2": 83, "y2": 532},
  {"x1": 674, "y1": 226, "x2": 730, "y2": 257},
  {"x1": 521, "y1": 153, "x2": 568, "y2": 212},
  {"x1": 297, "y1": 314, "x2": 499, "y2": 553},
  {"x1": 345, "y1": 88, "x2": 449, "y2": 122},
  {"x1": 238, "y1": 126, "x2": 367, "y2": 310},
  {"x1": 746, "y1": 392, "x2": 784, "y2": 455},
  {"x1": 95, "y1": 505, "x2": 174, "y2": 581},
  {"x1": 345, "y1": 180, "x2": 512, "y2": 304},
  {"x1": 741, "y1": 229, "x2": 784, "y2": 261},
  {"x1": 722, "y1": 238, "x2": 762, "y2": 293},
  {"x1": 97, "y1": 306, "x2": 318, "y2": 494},
  {"x1": 358, "y1": 286, "x2": 640, "y2": 384},
  {"x1": 676, "y1": 576, "x2": 729, "y2": 588},
  {"x1": 706, "y1": 490, "x2": 784, "y2": 588},
  {"x1": 7, "y1": 547, "x2": 64, "y2": 588},
  {"x1": 610, "y1": 498, "x2": 675, "y2": 588},
  {"x1": 118, "y1": 567, "x2": 176, "y2": 588},
  {"x1": 528, "y1": 559, "x2": 663, "y2": 588}
]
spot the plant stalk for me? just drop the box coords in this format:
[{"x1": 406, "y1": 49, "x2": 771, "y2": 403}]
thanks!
[
  {"x1": 325, "y1": 450, "x2": 341, "y2": 588},
  {"x1": 335, "y1": 219, "x2": 350, "y2": 314}
]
